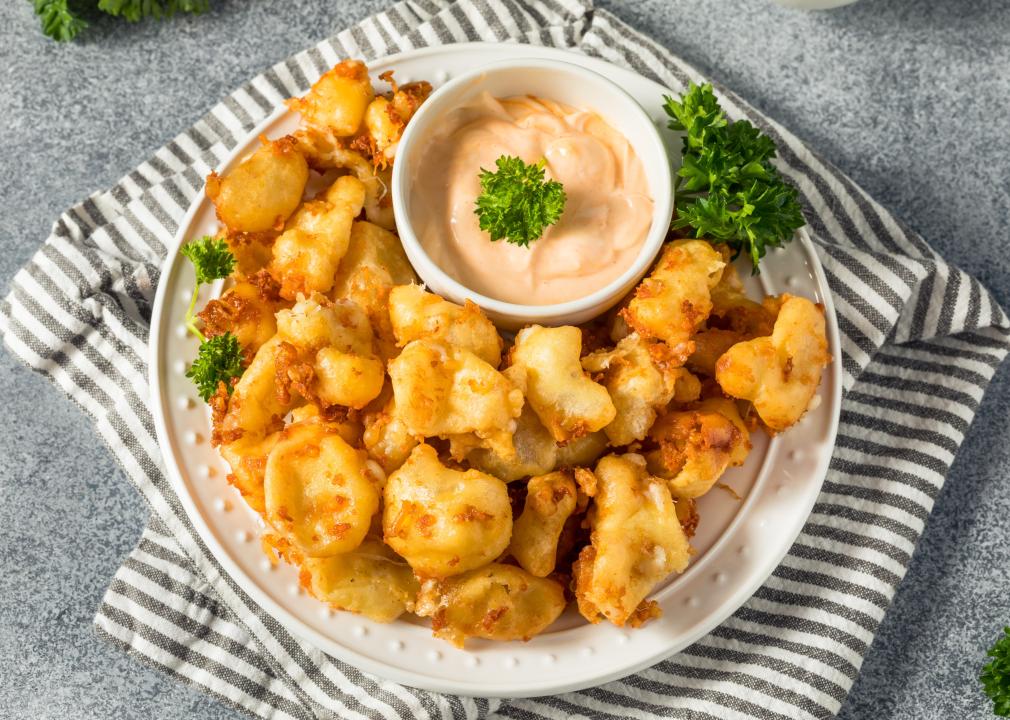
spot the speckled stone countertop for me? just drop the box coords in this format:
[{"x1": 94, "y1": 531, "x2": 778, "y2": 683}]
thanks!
[{"x1": 1, "y1": 1, "x2": 1007, "y2": 718}]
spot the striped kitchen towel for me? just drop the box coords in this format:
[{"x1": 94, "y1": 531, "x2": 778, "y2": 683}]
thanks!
[{"x1": 2, "y1": 0, "x2": 1007, "y2": 718}]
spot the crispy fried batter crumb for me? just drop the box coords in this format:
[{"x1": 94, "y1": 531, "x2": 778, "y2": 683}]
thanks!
[{"x1": 627, "y1": 600, "x2": 662, "y2": 628}]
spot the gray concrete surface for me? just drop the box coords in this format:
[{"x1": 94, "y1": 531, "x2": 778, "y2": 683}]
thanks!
[{"x1": 0, "y1": 0, "x2": 1007, "y2": 718}]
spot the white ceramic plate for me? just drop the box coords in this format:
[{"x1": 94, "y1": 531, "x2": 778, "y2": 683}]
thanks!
[{"x1": 149, "y1": 42, "x2": 842, "y2": 698}]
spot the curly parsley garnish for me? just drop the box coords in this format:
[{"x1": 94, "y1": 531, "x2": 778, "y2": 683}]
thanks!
[
  {"x1": 179, "y1": 236, "x2": 242, "y2": 401},
  {"x1": 32, "y1": 0, "x2": 88, "y2": 41},
  {"x1": 187, "y1": 333, "x2": 244, "y2": 402},
  {"x1": 474, "y1": 155, "x2": 566, "y2": 248},
  {"x1": 982, "y1": 627, "x2": 1010, "y2": 716},
  {"x1": 181, "y1": 235, "x2": 236, "y2": 289},
  {"x1": 98, "y1": 0, "x2": 210, "y2": 21},
  {"x1": 664, "y1": 83, "x2": 805, "y2": 273},
  {"x1": 33, "y1": 0, "x2": 211, "y2": 42}
]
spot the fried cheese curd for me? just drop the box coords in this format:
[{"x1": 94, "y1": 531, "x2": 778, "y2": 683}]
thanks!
[
  {"x1": 621, "y1": 239, "x2": 726, "y2": 358},
  {"x1": 465, "y1": 403, "x2": 557, "y2": 482},
  {"x1": 192, "y1": 58, "x2": 830, "y2": 645},
  {"x1": 360, "y1": 382, "x2": 419, "y2": 474},
  {"x1": 268, "y1": 175, "x2": 365, "y2": 301},
  {"x1": 275, "y1": 293, "x2": 385, "y2": 410},
  {"x1": 509, "y1": 325, "x2": 616, "y2": 443},
  {"x1": 206, "y1": 136, "x2": 309, "y2": 234},
  {"x1": 388, "y1": 339, "x2": 523, "y2": 457},
  {"x1": 574, "y1": 454, "x2": 691, "y2": 626},
  {"x1": 332, "y1": 220, "x2": 419, "y2": 360},
  {"x1": 687, "y1": 260, "x2": 777, "y2": 376},
  {"x1": 416, "y1": 563, "x2": 566, "y2": 647},
  {"x1": 383, "y1": 444, "x2": 512, "y2": 578},
  {"x1": 716, "y1": 294, "x2": 831, "y2": 431},
  {"x1": 287, "y1": 59, "x2": 432, "y2": 230},
  {"x1": 509, "y1": 470, "x2": 578, "y2": 577},
  {"x1": 582, "y1": 333, "x2": 701, "y2": 446},
  {"x1": 264, "y1": 416, "x2": 383, "y2": 558},
  {"x1": 388, "y1": 284, "x2": 503, "y2": 366},
  {"x1": 299, "y1": 538, "x2": 419, "y2": 623},
  {"x1": 198, "y1": 277, "x2": 283, "y2": 360},
  {"x1": 644, "y1": 398, "x2": 751, "y2": 499}
]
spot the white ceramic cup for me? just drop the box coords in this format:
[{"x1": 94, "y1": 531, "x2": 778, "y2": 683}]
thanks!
[{"x1": 391, "y1": 58, "x2": 673, "y2": 329}]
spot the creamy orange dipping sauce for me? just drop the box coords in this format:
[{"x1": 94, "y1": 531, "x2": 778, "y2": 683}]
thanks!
[{"x1": 411, "y1": 93, "x2": 654, "y2": 305}]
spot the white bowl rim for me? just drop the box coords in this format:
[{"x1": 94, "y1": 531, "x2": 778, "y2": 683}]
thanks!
[{"x1": 390, "y1": 57, "x2": 674, "y2": 321}]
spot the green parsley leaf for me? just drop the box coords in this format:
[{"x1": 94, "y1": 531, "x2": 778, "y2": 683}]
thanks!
[
  {"x1": 179, "y1": 236, "x2": 242, "y2": 399},
  {"x1": 982, "y1": 627, "x2": 1010, "y2": 716},
  {"x1": 663, "y1": 83, "x2": 805, "y2": 273},
  {"x1": 181, "y1": 235, "x2": 236, "y2": 285},
  {"x1": 97, "y1": 0, "x2": 209, "y2": 22},
  {"x1": 474, "y1": 155, "x2": 566, "y2": 248},
  {"x1": 675, "y1": 180, "x2": 805, "y2": 270},
  {"x1": 664, "y1": 81, "x2": 726, "y2": 153},
  {"x1": 185, "y1": 332, "x2": 244, "y2": 401},
  {"x1": 33, "y1": 0, "x2": 88, "y2": 42},
  {"x1": 31, "y1": 0, "x2": 211, "y2": 41}
]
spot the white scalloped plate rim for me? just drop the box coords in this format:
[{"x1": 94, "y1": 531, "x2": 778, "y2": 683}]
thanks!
[{"x1": 149, "y1": 42, "x2": 842, "y2": 699}]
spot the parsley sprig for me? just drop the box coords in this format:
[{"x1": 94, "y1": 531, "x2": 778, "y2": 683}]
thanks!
[
  {"x1": 982, "y1": 627, "x2": 1010, "y2": 716},
  {"x1": 98, "y1": 0, "x2": 209, "y2": 22},
  {"x1": 187, "y1": 333, "x2": 244, "y2": 402},
  {"x1": 474, "y1": 155, "x2": 566, "y2": 248},
  {"x1": 663, "y1": 83, "x2": 805, "y2": 273},
  {"x1": 30, "y1": 0, "x2": 210, "y2": 42},
  {"x1": 179, "y1": 236, "x2": 243, "y2": 401},
  {"x1": 32, "y1": 0, "x2": 88, "y2": 41}
]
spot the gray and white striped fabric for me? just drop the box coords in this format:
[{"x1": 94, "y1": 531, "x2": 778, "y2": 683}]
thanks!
[{"x1": 2, "y1": 0, "x2": 1007, "y2": 718}]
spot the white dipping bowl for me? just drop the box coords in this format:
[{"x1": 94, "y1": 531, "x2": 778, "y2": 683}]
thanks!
[{"x1": 391, "y1": 59, "x2": 673, "y2": 329}]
